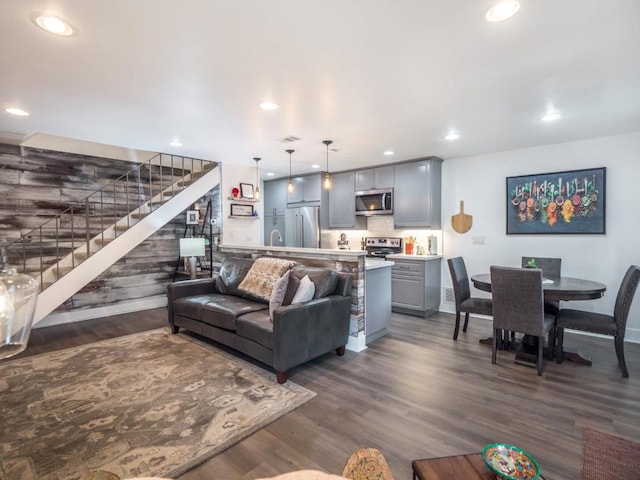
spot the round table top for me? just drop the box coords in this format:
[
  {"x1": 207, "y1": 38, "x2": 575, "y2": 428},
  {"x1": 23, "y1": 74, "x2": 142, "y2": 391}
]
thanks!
[{"x1": 470, "y1": 274, "x2": 606, "y2": 301}]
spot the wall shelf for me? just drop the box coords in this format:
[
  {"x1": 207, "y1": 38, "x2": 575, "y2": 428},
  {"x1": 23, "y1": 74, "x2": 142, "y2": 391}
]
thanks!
[
  {"x1": 228, "y1": 215, "x2": 260, "y2": 220},
  {"x1": 228, "y1": 197, "x2": 259, "y2": 203}
]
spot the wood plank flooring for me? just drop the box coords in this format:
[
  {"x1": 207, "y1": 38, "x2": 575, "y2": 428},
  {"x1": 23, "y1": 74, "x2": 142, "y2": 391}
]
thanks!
[{"x1": 16, "y1": 309, "x2": 640, "y2": 479}]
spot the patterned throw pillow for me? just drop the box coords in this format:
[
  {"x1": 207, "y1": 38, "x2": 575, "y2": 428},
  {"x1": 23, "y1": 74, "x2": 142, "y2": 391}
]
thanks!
[
  {"x1": 269, "y1": 270, "x2": 291, "y2": 321},
  {"x1": 238, "y1": 257, "x2": 293, "y2": 302},
  {"x1": 291, "y1": 275, "x2": 315, "y2": 304}
]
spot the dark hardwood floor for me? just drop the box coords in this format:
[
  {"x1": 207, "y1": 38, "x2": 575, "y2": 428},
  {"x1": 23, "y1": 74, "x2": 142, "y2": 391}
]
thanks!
[{"x1": 17, "y1": 308, "x2": 640, "y2": 479}]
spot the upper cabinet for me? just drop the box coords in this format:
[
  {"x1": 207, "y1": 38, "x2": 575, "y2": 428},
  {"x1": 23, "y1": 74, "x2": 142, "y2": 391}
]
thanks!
[
  {"x1": 393, "y1": 158, "x2": 442, "y2": 229},
  {"x1": 355, "y1": 166, "x2": 394, "y2": 191},
  {"x1": 287, "y1": 173, "x2": 321, "y2": 205},
  {"x1": 264, "y1": 178, "x2": 288, "y2": 217},
  {"x1": 328, "y1": 171, "x2": 366, "y2": 229}
]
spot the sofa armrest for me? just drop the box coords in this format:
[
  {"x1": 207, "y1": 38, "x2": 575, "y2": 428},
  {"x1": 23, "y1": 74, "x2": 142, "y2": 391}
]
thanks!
[
  {"x1": 271, "y1": 294, "x2": 351, "y2": 372},
  {"x1": 167, "y1": 276, "x2": 219, "y2": 323}
]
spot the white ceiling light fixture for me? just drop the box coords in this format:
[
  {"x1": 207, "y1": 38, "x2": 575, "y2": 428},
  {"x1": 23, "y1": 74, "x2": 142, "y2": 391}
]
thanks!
[
  {"x1": 169, "y1": 140, "x2": 182, "y2": 147},
  {"x1": 259, "y1": 101, "x2": 279, "y2": 111},
  {"x1": 445, "y1": 132, "x2": 461, "y2": 141},
  {"x1": 5, "y1": 107, "x2": 30, "y2": 117},
  {"x1": 323, "y1": 140, "x2": 333, "y2": 191},
  {"x1": 485, "y1": 1, "x2": 520, "y2": 22},
  {"x1": 541, "y1": 112, "x2": 562, "y2": 122},
  {"x1": 383, "y1": 150, "x2": 394, "y2": 156},
  {"x1": 266, "y1": 172, "x2": 275, "y2": 177},
  {"x1": 311, "y1": 164, "x2": 320, "y2": 169},
  {"x1": 253, "y1": 157, "x2": 261, "y2": 201},
  {"x1": 33, "y1": 14, "x2": 75, "y2": 36}
]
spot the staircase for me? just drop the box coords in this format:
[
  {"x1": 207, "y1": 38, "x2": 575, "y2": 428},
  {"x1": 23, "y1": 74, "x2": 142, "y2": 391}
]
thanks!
[{"x1": 3, "y1": 154, "x2": 221, "y2": 325}]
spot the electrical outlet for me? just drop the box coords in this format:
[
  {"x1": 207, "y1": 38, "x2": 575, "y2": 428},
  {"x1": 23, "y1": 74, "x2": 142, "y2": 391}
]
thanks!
[{"x1": 472, "y1": 236, "x2": 485, "y2": 245}]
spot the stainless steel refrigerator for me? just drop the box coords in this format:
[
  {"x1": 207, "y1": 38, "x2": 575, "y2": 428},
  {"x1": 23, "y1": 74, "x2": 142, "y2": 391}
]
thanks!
[{"x1": 285, "y1": 206, "x2": 320, "y2": 248}]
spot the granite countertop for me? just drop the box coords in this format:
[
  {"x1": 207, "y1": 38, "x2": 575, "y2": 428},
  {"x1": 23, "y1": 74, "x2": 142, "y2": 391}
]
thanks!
[
  {"x1": 365, "y1": 259, "x2": 395, "y2": 270},
  {"x1": 385, "y1": 254, "x2": 443, "y2": 261}
]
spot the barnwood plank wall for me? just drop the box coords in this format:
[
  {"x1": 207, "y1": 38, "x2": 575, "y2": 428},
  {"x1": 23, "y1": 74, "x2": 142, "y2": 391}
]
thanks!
[{"x1": 0, "y1": 143, "x2": 221, "y2": 314}]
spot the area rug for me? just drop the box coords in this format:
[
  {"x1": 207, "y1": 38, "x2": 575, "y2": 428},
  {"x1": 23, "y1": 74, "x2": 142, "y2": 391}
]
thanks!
[{"x1": 0, "y1": 329, "x2": 316, "y2": 480}]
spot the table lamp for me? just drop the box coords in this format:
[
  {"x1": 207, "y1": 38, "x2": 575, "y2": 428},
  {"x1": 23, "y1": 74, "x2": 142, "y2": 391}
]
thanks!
[
  {"x1": 0, "y1": 265, "x2": 38, "y2": 359},
  {"x1": 179, "y1": 238, "x2": 205, "y2": 279}
]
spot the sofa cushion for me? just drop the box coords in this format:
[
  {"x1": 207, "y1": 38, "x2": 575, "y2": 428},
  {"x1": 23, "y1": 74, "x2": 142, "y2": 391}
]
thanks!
[
  {"x1": 172, "y1": 293, "x2": 228, "y2": 320},
  {"x1": 216, "y1": 257, "x2": 255, "y2": 296},
  {"x1": 200, "y1": 296, "x2": 268, "y2": 331},
  {"x1": 236, "y1": 310, "x2": 274, "y2": 349},
  {"x1": 292, "y1": 266, "x2": 339, "y2": 299},
  {"x1": 291, "y1": 275, "x2": 315, "y2": 304},
  {"x1": 269, "y1": 270, "x2": 291, "y2": 321},
  {"x1": 282, "y1": 274, "x2": 301, "y2": 306},
  {"x1": 238, "y1": 257, "x2": 293, "y2": 302}
]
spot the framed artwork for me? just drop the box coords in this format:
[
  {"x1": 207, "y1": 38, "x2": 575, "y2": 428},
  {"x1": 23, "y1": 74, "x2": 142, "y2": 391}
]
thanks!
[
  {"x1": 230, "y1": 203, "x2": 254, "y2": 216},
  {"x1": 240, "y1": 183, "x2": 254, "y2": 199},
  {"x1": 506, "y1": 167, "x2": 606, "y2": 235},
  {"x1": 186, "y1": 210, "x2": 199, "y2": 225}
]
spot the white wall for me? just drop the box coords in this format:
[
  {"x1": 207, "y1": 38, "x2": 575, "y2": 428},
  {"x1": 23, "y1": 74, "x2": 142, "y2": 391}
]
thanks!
[
  {"x1": 221, "y1": 164, "x2": 263, "y2": 246},
  {"x1": 440, "y1": 131, "x2": 640, "y2": 341}
]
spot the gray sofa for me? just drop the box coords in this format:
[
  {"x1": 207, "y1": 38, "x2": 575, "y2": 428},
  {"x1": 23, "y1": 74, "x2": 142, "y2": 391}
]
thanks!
[{"x1": 167, "y1": 257, "x2": 352, "y2": 383}]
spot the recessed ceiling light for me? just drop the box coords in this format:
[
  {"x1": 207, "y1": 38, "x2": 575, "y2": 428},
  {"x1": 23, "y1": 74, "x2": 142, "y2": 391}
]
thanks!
[
  {"x1": 383, "y1": 150, "x2": 394, "y2": 156},
  {"x1": 445, "y1": 133, "x2": 461, "y2": 140},
  {"x1": 485, "y1": 1, "x2": 520, "y2": 22},
  {"x1": 34, "y1": 15, "x2": 74, "y2": 36},
  {"x1": 169, "y1": 140, "x2": 183, "y2": 147},
  {"x1": 5, "y1": 107, "x2": 30, "y2": 117},
  {"x1": 541, "y1": 113, "x2": 561, "y2": 122},
  {"x1": 259, "y1": 101, "x2": 279, "y2": 111},
  {"x1": 266, "y1": 172, "x2": 275, "y2": 177},
  {"x1": 311, "y1": 164, "x2": 320, "y2": 169}
]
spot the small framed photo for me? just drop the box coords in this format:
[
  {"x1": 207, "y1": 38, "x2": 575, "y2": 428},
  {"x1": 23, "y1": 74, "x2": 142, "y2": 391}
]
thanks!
[
  {"x1": 231, "y1": 203, "x2": 254, "y2": 216},
  {"x1": 186, "y1": 210, "x2": 199, "y2": 225},
  {"x1": 240, "y1": 183, "x2": 254, "y2": 199}
]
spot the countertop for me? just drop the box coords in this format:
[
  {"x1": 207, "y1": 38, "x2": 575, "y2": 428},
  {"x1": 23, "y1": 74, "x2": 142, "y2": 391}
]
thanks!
[
  {"x1": 385, "y1": 254, "x2": 443, "y2": 261},
  {"x1": 220, "y1": 245, "x2": 366, "y2": 256},
  {"x1": 365, "y1": 259, "x2": 395, "y2": 271}
]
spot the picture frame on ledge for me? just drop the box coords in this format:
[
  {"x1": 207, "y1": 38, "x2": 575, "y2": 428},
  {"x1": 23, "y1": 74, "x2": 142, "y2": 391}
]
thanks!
[
  {"x1": 186, "y1": 210, "x2": 199, "y2": 225},
  {"x1": 230, "y1": 203, "x2": 254, "y2": 216},
  {"x1": 240, "y1": 183, "x2": 254, "y2": 199},
  {"x1": 506, "y1": 167, "x2": 606, "y2": 235}
]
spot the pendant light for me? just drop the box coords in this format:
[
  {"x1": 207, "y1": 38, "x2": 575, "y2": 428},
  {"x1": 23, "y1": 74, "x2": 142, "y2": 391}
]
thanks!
[
  {"x1": 322, "y1": 140, "x2": 333, "y2": 191},
  {"x1": 253, "y1": 157, "x2": 261, "y2": 201},
  {"x1": 286, "y1": 149, "x2": 295, "y2": 194}
]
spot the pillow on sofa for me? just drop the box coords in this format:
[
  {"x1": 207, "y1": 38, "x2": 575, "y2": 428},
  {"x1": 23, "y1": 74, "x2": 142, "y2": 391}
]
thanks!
[
  {"x1": 282, "y1": 274, "x2": 301, "y2": 306},
  {"x1": 215, "y1": 257, "x2": 255, "y2": 296},
  {"x1": 292, "y1": 266, "x2": 339, "y2": 299},
  {"x1": 269, "y1": 270, "x2": 291, "y2": 321},
  {"x1": 291, "y1": 275, "x2": 315, "y2": 304},
  {"x1": 238, "y1": 257, "x2": 293, "y2": 302}
]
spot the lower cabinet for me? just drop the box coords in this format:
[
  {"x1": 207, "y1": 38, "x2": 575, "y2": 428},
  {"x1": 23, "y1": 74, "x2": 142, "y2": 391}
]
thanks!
[{"x1": 391, "y1": 257, "x2": 441, "y2": 317}]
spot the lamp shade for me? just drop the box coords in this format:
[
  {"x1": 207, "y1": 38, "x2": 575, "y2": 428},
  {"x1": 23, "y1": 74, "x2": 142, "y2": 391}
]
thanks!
[
  {"x1": 0, "y1": 267, "x2": 38, "y2": 359},
  {"x1": 179, "y1": 238, "x2": 205, "y2": 257}
]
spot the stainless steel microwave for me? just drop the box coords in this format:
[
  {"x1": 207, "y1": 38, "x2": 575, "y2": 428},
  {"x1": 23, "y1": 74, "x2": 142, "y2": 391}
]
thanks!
[{"x1": 355, "y1": 188, "x2": 393, "y2": 216}]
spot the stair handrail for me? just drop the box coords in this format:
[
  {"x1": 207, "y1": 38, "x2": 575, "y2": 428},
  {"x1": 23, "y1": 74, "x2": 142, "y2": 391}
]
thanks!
[{"x1": 3, "y1": 153, "x2": 215, "y2": 288}]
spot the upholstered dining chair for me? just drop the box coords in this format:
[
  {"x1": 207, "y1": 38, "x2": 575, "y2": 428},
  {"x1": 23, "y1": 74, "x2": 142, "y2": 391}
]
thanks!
[
  {"x1": 447, "y1": 257, "x2": 493, "y2": 340},
  {"x1": 521, "y1": 256, "x2": 562, "y2": 316},
  {"x1": 556, "y1": 265, "x2": 640, "y2": 377},
  {"x1": 581, "y1": 426, "x2": 640, "y2": 480},
  {"x1": 490, "y1": 266, "x2": 556, "y2": 375}
]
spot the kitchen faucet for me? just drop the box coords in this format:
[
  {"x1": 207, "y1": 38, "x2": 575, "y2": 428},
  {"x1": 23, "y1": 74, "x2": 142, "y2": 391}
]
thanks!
[{"x1": 270, "y1": 229, "x2": 283, "y2": 246}]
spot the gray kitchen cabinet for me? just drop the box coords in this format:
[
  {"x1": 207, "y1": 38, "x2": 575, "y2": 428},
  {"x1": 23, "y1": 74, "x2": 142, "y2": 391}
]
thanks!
[
  {"x1": 393, "y1": 158, "x2": 442, "y2": 228},
  {"x1": 263, "y1": 178, "x2": 287, "y2": 217},
  {"x1": 287, "y1": 173, "x2": 321, "y2": 205},
  {"x1": 390, "y1": 257, "x2": 441, "y2": 317},
  {"x1": 355, "y1": 166, "x2": 394, "y2": 191},
  {"x1": 329, "y1": 171, "x2": 366, "y2": 229}
]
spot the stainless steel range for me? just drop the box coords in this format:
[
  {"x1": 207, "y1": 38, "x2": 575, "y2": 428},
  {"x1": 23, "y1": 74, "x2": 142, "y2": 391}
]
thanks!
[{"x1": 365, "y1": 236, "x2": 402, "y2": 259}]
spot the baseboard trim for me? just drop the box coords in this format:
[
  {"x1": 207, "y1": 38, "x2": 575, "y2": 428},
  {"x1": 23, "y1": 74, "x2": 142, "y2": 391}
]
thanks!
[{"x1": 35, "y1": 295, "x2": 168, "y2": 329}]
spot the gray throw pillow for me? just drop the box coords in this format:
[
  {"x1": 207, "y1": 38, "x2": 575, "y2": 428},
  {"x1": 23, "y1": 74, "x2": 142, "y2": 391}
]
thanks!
[
  {"x1": 269, "y1": 270, "x2": 291, "y2": 321},
  {"x1": 291, "y1": 275, "x2": 315, "y2": 304}
]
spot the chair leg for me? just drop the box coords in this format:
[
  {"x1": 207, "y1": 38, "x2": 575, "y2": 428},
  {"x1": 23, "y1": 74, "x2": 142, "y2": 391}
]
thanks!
[
  {"x1": 556, "y1": 327, "x2": 565, "y2": 363},
  {"x1": 463, "y1": 312, "x2": 470, "y2": 332},
  {"x1": 537, "y1": 336, "x2": 544, "y2": 376},
  {"x1": 614, "y1": 335, "x2": 629, "y2": 377},
  {"x1": 492, "y1": 329, "x2": 498, "y2": 365},
  {"x1": 453, "y1": 311, "x2": 461, "y2": 340},
  {"x1": 545, "y1": 326, "x2": 556, "y2": 361}
]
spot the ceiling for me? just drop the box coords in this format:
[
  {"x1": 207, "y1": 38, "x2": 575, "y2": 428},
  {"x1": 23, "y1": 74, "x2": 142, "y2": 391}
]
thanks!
[{"x1": 2, "y1": 0, "x2": 640, "y2": 178}]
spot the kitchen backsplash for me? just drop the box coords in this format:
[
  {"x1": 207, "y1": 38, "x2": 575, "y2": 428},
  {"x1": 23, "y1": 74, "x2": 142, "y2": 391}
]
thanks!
[{"x1": 320, "y1": 215, "x2": 442, "y2": 254}]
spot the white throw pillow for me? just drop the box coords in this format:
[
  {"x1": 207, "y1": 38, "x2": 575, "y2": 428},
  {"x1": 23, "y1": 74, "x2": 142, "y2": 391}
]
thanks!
[
  {"x1": 291, "y1": 275, "x2": 315, "y2": 305},
  {"x1": 269, "y1": 270, "x2": 291, "y2": 321}
]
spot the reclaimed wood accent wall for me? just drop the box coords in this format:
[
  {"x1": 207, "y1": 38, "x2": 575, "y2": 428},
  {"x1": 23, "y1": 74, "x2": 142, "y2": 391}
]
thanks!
[{"x1": 0, "y1": 143, "x2": 221, "y2": 314}]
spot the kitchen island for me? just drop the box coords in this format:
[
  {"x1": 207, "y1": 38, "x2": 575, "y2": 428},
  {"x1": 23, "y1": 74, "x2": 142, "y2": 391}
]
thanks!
[
  {"x1": 386, "y1": 254, "x2": 443, "y2": 317},
  {"x1": 364, "y1": 259, "x2": 394, "y2": 343}
]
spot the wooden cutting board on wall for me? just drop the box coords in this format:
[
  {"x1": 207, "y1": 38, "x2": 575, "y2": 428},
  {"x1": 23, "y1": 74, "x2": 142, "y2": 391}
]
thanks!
[{"x1": 451, "y1": 200, "x2": 473, "y2": 233}]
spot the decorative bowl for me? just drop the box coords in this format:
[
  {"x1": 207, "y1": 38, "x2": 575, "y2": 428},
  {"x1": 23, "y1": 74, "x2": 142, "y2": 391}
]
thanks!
[{"x1": 482, "y1": 443, "x2": 540, "y2": 480}]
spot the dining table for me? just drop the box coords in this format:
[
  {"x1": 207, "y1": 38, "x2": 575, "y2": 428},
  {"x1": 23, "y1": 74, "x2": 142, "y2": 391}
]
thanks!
[{"x1": 470, "y1": 273, "x2": 607, "y2": 366}]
